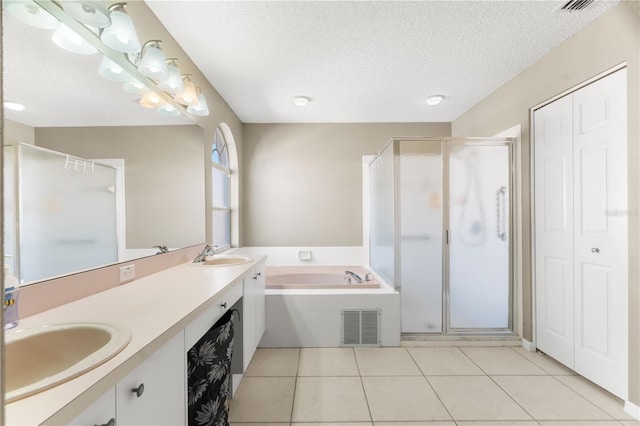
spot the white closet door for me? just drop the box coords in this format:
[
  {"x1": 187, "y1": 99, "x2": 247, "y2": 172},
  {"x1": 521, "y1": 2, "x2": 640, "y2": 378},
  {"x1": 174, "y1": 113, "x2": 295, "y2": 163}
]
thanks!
[
  {"x1": 534, "y1": 94, "x2": 575, "y2": 368},
  {"x1": 572, "y1": 69, "x2": 627, "y2": 399}
]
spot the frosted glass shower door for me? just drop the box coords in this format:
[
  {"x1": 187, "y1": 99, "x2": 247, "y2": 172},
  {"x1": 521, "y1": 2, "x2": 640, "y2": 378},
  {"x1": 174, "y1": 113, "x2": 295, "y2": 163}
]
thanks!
[
  {"x1": 399, "y1": 140, "x2": 443, "y2": 333},
  {"x1": 19, "y1": 145, "x2": 118, "y2": 283},
  {"x1": 447, "y1": 143, "x2": 511, "y2": 330}
]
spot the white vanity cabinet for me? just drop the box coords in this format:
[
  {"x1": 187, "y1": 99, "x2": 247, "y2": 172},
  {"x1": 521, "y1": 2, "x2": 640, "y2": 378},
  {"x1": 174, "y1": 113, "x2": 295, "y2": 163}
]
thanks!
[
  {"x1": 61, "y1": 260, "x2": 267, "y2": 426},
  {"x1": 115, "y1": 330, "x2": 186, "y2": 426},
  {"x1": 68, "y1": 331, "x2": 185, "y2": 426},
  {"x1": 68, "y1": 387, "x2": 116, "y2": 426},
  {"x1": 243, "y1": 264, "x2": 266, "y2": 370}
]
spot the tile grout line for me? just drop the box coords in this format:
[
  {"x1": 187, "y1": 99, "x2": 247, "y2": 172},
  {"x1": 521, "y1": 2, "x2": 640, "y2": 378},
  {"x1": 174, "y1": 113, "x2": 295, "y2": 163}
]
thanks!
[
  {"x1": 547, "y1": 373, "x2": 618, "y2": 421},
  {"x1": 289, "y1": 347, "x2": 302, "y2": 425},
  {"x1": 404, "y1": 346, "x2": 456, "y2": 423},
  {"x1": 509, "y1": 346, "x2": 631, "y2": 422},
  {"x1": 353, "y1": 347, "x2": 375, "y2": 424},
  {"x1": 457, "y1": 346, "x2": 540, "y2": 423}
]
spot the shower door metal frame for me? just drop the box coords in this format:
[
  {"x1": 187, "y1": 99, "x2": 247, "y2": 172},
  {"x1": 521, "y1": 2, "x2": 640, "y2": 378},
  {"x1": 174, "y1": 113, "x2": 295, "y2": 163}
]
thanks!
[{"x1": 442, "y1": 138, "x2": 515, "y2": 335}]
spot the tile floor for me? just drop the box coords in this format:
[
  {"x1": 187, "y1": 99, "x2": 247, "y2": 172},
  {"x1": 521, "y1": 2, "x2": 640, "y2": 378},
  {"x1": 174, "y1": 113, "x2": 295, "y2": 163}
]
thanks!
[{"x1": 229, "y1": 346, "x2": 639, "y2": 426}]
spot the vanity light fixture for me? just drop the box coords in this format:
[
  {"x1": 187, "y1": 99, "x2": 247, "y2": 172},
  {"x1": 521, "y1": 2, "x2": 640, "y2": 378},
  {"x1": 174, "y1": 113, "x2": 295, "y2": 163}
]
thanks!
[
  {"x1": 157, "y1": 103, "x2": 181, "y2": 116},
  {"x1": 5, "y1": 0, "x2": 61, "y2": 29},
  {"x1": 100, "y1": 3, "x2": 141, "y2": 54},
  {"x1": 52, "y1": 24, "x2": 98, "y2": 55},
  {"x1": 98, "y1": 55, "x2": 127, "y2": 81},
  {"x1": 157, "y1": 59, "x2": 184, "y2": 94},
  {"x1": 425, "y1": 95, "x2": 445, "y2": 106},
  {"x1": 293, "y1": 96, "x2": 310, "y2": 107},
  {"x1": 186, "y1": 88, "x2": 210, "y2": 116},
  {"x1": 139, "y1": 91, "x2": 165, "y2": 109},
  {"x1": 138, "y1": 40, "x2": 169, "y2": 81},
  {"x1": 174, "y1": 74, "x2": 198, "y2": 106},
  {"x1": 3, "y1": 101, "x2": 26, "y2": 112},
  {"x1": 62, "y1": 0, "x2": 111, "y2": 28}
]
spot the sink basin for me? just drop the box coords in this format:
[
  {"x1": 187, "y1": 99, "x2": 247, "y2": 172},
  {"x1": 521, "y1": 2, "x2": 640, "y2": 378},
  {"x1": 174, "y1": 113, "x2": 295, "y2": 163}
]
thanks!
[
  {"x1": 188, "y1": 255, "x2": 253, "y2": 267},
  {"x1": 4, "y1": 322, "x2": 132, "y2": 403}
]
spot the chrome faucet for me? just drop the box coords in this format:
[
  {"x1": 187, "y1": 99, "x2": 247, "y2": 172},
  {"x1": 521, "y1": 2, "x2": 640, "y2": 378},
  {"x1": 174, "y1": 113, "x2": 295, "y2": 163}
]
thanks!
[
  {"x1": 345, "y1": 270, "x2": 363, "y2": 284},
  {"x1": 193, "y1": 244, "x2": 218, "y2": 263},
  {"x1": 153, "y1": 245, "x2": 169, "y2": 254}
]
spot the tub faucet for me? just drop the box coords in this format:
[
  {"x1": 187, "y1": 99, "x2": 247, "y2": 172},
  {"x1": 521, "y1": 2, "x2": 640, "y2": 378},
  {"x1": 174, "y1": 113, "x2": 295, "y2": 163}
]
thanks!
[
  {"x1": 345, "y1": 270, "x2": 363, "y2": 284},
  {"x1": 193, "y1": 244, "x2": 218, "y2": 263}
]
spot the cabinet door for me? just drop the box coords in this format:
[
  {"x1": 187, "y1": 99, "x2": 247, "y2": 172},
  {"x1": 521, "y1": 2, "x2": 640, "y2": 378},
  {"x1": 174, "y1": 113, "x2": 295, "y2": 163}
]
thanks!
[
  {"x1": 116, "y1": 331, "x2": 185, "y2": 426},
  {"x1": 243, "y1": 270, "x2": 257, "y2": 371},
  {"x1": 254, "y1": 264, "x2": 266, "y2": 347},
  {"x1": 68, "y1": 387, "x2": 116, "y2": 426}
]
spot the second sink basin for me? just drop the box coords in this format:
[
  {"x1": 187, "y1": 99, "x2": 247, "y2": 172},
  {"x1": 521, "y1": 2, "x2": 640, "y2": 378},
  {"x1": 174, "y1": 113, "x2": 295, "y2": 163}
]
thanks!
[
  {"x1": 5, "y1": 322, "x2": 132, "y2": 403},
  {"x1": 189, "y1": 255, "x2": 253, "y2": 267}
]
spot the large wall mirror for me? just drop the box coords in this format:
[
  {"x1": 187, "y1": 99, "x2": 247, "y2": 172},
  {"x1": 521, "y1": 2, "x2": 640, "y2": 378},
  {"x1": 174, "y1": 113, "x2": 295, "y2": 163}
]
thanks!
[{"x1": 2, "y1": 2, "x2": 207, "y2": 285}]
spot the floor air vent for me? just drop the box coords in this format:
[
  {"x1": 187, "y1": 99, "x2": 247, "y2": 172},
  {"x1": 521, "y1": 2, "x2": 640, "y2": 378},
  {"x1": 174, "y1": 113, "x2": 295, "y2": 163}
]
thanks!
[
  {"x1": 556, "y1": 0, "x2": 596, "y2": 12},
  {"x1": 341, "y1": 309, "x2": 381, "y2": 347}
]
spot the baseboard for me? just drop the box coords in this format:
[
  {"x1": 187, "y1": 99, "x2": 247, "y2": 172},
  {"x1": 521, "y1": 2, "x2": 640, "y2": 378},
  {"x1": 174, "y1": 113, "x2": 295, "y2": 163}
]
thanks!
[
  {"x1": 521, "y1": 338, "x2": 536, "y2": 352},
  {"x1": 624, "y1": 400, "x2": 640, "y2": 420}
]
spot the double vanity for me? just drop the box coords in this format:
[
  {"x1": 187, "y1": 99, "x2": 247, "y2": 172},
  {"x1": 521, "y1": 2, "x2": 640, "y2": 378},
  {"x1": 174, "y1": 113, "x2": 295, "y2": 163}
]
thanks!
[{"x1": 4, "y1": 254, "x2": 266, "y2": 425}]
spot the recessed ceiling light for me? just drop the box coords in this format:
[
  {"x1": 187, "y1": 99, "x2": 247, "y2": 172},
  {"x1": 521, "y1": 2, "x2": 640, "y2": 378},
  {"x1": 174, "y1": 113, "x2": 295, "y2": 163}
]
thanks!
[
  {"x1": 4, "y1": 101, "x2": 26, "y2": 111},
  {"x1": 293, "y1": 96, "x2": 310, "y2": 107},
  {"x1": 425, "y1": 95, "x2": 445, "y2": 106}
]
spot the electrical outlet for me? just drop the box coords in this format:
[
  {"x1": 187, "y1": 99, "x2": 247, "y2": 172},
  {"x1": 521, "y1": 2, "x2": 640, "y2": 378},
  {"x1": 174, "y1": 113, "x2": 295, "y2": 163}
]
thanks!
[{"x1": 119, "y1": 264, "x2": 135, "y2": 282}]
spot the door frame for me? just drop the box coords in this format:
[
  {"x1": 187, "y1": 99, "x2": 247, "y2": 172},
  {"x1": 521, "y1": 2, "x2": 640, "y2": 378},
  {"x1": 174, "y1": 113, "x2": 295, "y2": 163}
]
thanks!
[{"x1": 443, "y1": 138, "x2": 516, "y2": 334}]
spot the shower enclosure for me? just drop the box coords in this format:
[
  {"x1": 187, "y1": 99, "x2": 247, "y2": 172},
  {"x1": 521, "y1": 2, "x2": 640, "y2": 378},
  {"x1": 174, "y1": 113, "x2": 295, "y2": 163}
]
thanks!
[
  {"x1": 369, "y1": 137, "x2": 514, "y2": 334},
  {"x1": 4, "y1": 143, "x2": 118, "y2": 283}
]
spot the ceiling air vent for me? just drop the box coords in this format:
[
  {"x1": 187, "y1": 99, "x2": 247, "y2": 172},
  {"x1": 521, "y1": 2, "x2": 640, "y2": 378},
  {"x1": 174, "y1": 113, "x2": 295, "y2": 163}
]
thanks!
[{"x1": 556, "y1": 0, "x2": 596, "y2": 11}]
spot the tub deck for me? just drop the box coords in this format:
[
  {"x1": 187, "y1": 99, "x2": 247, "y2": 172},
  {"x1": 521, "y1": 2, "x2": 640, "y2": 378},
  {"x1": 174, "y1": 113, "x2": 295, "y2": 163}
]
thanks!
[{"x1": 265, "y1": 266, "x2": 379, "y2": 289}]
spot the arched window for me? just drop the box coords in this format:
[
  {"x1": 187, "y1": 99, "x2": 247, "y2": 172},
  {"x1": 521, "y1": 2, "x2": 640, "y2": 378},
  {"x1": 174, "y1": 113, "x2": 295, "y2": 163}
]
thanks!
[{"x1": 211, "y1": 128, "x2": 231, "y2": 247}]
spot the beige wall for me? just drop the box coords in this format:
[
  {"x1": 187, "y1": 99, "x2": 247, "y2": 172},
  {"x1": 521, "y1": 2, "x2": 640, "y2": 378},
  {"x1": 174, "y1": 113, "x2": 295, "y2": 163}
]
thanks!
[
  {"x1": 4, "y1": 119, "x2": 34, "y2": 145},
  {"x1": 451, "y1": 2, "x2": 640, "y2": 404},
  {"x1": 126, "y1": 2, "x2": 245, "y2": 246},
  {"x1": 36, "y1": 125, "x2": 206, "y2": 249},
  {"x1": 241, "y1": 123, "x2": 450, "y2": 246}
]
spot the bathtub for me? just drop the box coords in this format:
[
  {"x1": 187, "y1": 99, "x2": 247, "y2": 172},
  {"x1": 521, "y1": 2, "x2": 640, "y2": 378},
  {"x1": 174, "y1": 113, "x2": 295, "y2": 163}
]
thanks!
[
  {"x1": 266, "y1": 266, "x2": 379, "y2": 289},
  {"x1": 261, "y1": 265, "x2": 400, "y2": 348}
]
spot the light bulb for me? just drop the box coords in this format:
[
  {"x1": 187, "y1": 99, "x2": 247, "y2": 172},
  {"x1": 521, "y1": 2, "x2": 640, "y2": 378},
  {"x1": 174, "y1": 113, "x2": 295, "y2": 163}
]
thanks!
[
  {"x1": 98, "y1": 55, "x2": 127, "y2": 81},
  {"x1": 5, "y1": 0, "x2": 60, "y2": 29},
  {"x1": 187, "y1": 90, "x2": 210, "y2": 116},
  {"x1": 52, "y1": 24, "x2": 97, "y2": 55},
  {"x1": 138, "y1": 40, "x2": 168, "y2": 81},
  {"x1": 157, "y1": 59, "x2": 184, "y2": 94},
  {"x1": 101, "y1": 3, "x2": 141, "y2": 54},
  {"x1": 175, "y1": 75, "x2": 198, "y2": 106}
]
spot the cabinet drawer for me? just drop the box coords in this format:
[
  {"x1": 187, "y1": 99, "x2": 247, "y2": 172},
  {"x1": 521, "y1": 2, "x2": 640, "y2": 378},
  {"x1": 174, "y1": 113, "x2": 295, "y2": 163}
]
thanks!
[{"x1": 185, "y1": 280, "x2": 243, "y2": 349}]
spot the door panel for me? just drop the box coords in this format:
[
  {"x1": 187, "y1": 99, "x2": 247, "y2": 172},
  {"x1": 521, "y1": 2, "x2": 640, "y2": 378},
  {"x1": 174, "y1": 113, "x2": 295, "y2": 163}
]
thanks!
[
  {"x1": 448, "y1": 143, "x2": 510, "y2": 330},
  {"x1": 578, "y1": 263, "x2": 613, "y2": 356},
  {"x1": 543, "y1": 257, "x2": 569, "y2": 337},
  {"x1": 572, "y1": 69, "x2": 627, "y2": 399},
  {"x1": 399, "y1": 140, "x2": 443, "y2": 333},
  {"x1": 534, "y1": 94, "x2": 574, "y2": 368}
]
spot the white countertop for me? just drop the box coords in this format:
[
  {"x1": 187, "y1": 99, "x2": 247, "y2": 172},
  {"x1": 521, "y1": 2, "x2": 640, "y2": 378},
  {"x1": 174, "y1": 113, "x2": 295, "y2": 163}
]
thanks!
[{"x1": 4, "y1": 255, "x2": 265, "y2": 426}]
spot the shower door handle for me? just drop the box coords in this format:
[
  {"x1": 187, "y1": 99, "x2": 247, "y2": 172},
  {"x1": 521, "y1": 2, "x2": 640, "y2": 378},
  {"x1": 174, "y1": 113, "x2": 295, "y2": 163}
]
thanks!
[{"x1": 496, "y1": 186, "x2": 507, "y2": 241}]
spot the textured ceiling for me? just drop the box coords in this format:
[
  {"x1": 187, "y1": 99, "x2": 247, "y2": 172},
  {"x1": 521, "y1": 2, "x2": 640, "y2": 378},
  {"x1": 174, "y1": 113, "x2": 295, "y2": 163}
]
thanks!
[
  {"x1": 147, "y1": 0, "x2": 619, "y2": 123},
  {"x1": 3, "y1": 1, "x2": 619, "y2": 127}
]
